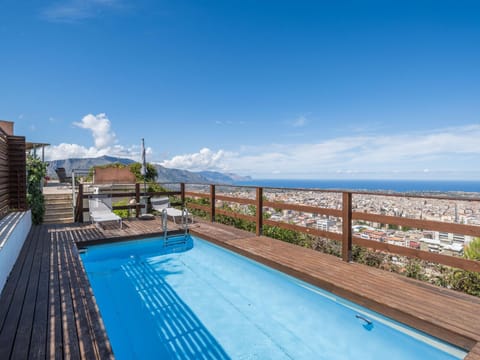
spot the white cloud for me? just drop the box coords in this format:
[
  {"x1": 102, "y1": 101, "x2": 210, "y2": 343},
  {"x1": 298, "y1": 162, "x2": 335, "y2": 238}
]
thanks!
[
  {"x1": 45, "y1": 119, "x2": 480, "y2": 180},
  {"x1": 73, "y1": 113, "x2": 116, "y2": 148},
  {"x1": 45, "y1": 142, "x2": 150, "y2": 161},
  {"x1": 42, "y1": 0, "x2": 123, "y2": 22},
  {"x1": 45, "y1": 113, "x2": 151, "y2": 161},
  {"x1": 182, "y1": 124, "x2": 480, "y2": 179},
  {"x1": 161, "y1": 148, "x2": 232, "y2": 171}
]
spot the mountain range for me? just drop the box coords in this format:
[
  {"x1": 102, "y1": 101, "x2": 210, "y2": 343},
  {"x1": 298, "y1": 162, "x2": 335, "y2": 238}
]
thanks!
[{"x1": 46, "y1": 155, "x2": 251, "y2": 184}]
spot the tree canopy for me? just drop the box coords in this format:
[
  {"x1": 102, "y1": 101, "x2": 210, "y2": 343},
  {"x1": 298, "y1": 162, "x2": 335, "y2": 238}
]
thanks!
[{"x1": 128, "y1": 162, "x2": 158, "y2": 183}]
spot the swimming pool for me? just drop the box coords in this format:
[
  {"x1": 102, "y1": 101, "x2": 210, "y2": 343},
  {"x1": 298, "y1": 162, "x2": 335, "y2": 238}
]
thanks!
[{"x1": 80, "y1": 235, "x2": 467, "y2": 359}]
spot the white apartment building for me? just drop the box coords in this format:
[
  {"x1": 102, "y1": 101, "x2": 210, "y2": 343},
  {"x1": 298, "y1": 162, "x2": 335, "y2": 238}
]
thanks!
[{"x1": 315, "y1": 218, "x2": 337, "y2": 231}]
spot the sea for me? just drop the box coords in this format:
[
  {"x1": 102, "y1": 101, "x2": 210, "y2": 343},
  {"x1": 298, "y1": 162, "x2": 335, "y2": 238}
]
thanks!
[{"x1": 234, "y1": 179, "x2": 480, "y2": 194}]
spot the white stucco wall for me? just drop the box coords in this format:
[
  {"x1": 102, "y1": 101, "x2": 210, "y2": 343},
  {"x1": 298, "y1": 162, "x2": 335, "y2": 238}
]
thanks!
[{"x1": 0, "y1": 211, "x2": 32, "y2": 293}]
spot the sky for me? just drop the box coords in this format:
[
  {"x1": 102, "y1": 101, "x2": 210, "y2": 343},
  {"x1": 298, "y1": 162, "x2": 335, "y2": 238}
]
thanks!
[{"x1": 1, "y1": 0, "x2": 480, "y2": 180}]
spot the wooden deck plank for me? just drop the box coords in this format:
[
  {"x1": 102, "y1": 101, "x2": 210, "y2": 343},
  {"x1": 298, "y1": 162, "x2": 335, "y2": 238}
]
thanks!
[
  {"x1": 29, "y1": 225, "x2": 51, "y2": 359},
  {"x1": 10, "y1": 224, "x2": 46, "y2": 359},
  {"x1": 47, "y1": 226, "x2": 63, "y2": 360},
  {"x1": 0, "y1": 225, "x2": 36, "y2": 331},
  {"x1": 0, "y1": 225, "x2": 40, "y2": 359},
  {"x1": 64, "y1": 230, "x2": 114, "y2": 360},
  {"x1": 59, "y1": 227, "x2": 97, "y2": 359},
  {"x1": 465, "y1": 343, "x2": 480, "y2": 360},
  {"x1": 57, "y1": 228, "x2": 82, "y2": 360}
]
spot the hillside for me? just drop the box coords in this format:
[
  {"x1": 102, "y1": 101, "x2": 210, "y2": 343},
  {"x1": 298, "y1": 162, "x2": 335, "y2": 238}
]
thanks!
[
  {"x1": 47, "y1": 156, "x2": 250, "y2": 184},
  {"x1": 47, "y1": 155, "x2": 134, "y2": 177}
]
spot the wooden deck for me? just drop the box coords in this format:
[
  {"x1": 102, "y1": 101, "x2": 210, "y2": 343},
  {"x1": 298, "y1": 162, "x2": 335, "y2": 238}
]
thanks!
[{"x1": 1, "y1": 218, "x2": 479, "y2": 359}]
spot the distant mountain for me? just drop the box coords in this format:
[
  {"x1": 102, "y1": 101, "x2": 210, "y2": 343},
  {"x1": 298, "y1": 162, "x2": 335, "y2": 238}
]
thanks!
[
  {"x1": 153, "y1": 165, "x2": 208, "y2": 183},
  {"x1": 47, "y1": 155, "x2": 135, "y2": 177},
  {"x1": 47, "y1": 156, "x2": 250, "y2": 184}
]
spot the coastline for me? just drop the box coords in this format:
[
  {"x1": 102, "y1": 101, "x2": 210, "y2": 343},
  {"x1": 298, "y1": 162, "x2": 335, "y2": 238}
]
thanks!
[{"x1": 235, "y1": 179, "x2": 480, "y2": 195}]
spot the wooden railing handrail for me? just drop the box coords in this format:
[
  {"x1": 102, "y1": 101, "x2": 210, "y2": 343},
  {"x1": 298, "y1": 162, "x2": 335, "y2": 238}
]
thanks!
[
  {"x1": 80, "y1": 191, "x2": 182, "y2": 199},
  {"x1": 353, "y1": 236, "x2": 480, "y2": 272},
  {"x1": 216, "y1": 194, "x2": 256, "y2": 205},
  {"x1": 352, "y1": 211, "x2": 480, "y2": 237},
  {"x1": 263, "y1": 200, "x2": 342, "y2": 218},
  {"x1": 184, "y1": 191, "x2": 210, "y2": 199}
]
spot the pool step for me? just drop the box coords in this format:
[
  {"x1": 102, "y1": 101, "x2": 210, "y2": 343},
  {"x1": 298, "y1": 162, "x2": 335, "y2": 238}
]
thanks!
[{"x1": 164, "y1": 236, "x2": 188, "y2": 247}]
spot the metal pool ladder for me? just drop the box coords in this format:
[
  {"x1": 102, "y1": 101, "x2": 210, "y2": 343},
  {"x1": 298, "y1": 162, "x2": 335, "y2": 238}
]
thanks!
[
  {"x1": 161, "y1": 209, "x2": 168, "y2": 240},
  {"x1": 161, "y1": 207, "x2": 191, "y2": 248}
]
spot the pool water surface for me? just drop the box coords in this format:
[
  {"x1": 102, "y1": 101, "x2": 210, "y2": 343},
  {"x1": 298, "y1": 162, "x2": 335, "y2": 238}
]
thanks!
[{"x1": 80, "y1": 235, "x2": 466, "y2": 360}]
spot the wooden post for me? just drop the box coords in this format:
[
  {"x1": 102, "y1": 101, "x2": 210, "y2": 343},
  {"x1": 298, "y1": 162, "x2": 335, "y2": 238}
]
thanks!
[
  {"x1": 256, "y1": 187, "x2": 263, "y2": 236},
  {"x1": 135, "y1": 183, "x2": 140, "y2": 218},
  {"x1": 342, "y1": 192, "x2": 353, "y2": 262},
  {"x1": 180, "y1": 182, "x2": 185, "y2": 206},
  {"x1": 77, "y1": 184, "x2": 84, "y2": 223},
  {"x1": 210, "y1": 184, "x2": 216, "y2": 222}
]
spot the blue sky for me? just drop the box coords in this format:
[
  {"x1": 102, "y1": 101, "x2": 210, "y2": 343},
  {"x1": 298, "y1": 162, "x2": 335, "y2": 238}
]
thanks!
[{"x1": 1, "y1": 0, "x2": 480, "y2": 179}]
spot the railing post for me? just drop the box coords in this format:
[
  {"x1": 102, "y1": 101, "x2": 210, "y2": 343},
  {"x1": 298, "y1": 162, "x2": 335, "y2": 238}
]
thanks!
[
  {"x1": 342, "y1": 192, "x2": 353, "y2": 262},
  {"x1": 77, "y1": 183, "x2": 84, "y2": 222},
  {"x1": 135, "y1": 183, "x2": 140, "y2": 218},
  {"x1": 180, "y1": 182, "x2": 185, "y2": 206},
  {"x1": 210, "y1": 184, "x2": 216, "y2": 222},
  {"x1": 256, "y1": 187, "x2": 263, "y2": 236}
]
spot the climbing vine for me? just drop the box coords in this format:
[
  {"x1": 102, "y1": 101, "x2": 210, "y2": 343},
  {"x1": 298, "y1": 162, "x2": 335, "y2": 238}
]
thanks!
[{"x1": 26, "y1": 154, "x2": 47, "y2": 224}]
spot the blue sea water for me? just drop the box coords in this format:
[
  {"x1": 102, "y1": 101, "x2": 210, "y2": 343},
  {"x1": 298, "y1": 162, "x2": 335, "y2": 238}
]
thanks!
[{"x1": 235, "y1": 179, "x2": 480, "y2": 193}]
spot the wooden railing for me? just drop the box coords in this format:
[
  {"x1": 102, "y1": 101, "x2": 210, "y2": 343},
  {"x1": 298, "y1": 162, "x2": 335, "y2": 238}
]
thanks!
[
  {"x1": 74, "y1": 183, "x2": 183, "y2": 222},
  {"x1": 75, "y1": 182, "x2": 480, "y2": 272},
  {"x1": 186, "y1": 184, "x2": 480, "y2": 273}
]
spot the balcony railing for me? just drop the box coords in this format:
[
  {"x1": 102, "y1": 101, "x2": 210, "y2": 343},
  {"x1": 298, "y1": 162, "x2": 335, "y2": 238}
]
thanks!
[{"x1": 74, "y1": 182, "x2": 480, "y2": 273}]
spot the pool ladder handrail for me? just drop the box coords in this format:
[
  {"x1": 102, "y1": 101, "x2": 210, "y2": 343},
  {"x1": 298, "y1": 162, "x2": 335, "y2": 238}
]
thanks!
[
  {"x1": 182, "y1": 207, "x2": 189, "y2": 237},
  {"x1": 161, "y1": 208, "x2": 168, "y2": 240}
]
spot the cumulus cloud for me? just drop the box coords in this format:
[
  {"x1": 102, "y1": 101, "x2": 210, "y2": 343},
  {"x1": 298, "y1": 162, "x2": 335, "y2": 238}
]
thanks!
[
  {"x1": 45, "y1": 118, "x2": 480, "y2": 179},
  {"x1": 45, "y1": 113, "x2": 150, "y2": 162},
  {"x1": 161, "y1": 148, "x2": 231, "y2": 171},
  {"x1": 73, "y1": 113, "x2": 116, "y2": 148},
  {"x1": 182, "y1": 124, "x2": 480, "y2": 178}
]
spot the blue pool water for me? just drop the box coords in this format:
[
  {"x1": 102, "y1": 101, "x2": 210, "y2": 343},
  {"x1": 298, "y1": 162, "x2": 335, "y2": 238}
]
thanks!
[{"x1": 80, "y1": 236, "x2": 467, "y2": 360}]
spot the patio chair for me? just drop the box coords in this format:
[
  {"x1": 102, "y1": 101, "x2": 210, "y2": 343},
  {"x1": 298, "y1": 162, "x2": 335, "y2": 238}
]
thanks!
[
  {"x1": 150, "y1": 196, "x2": 193, "y2": 225},
  {"x1": 88, "y1": 194, "x2": 123, "y2": 229},
  {"x1": 55, "y1": 167, "x2": 78, "y2": 185}
]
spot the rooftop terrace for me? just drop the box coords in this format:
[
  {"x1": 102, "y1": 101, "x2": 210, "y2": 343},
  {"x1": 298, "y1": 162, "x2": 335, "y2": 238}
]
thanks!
[{"x1": 1, "y1": 217, "x2": 480, "y2": 359}]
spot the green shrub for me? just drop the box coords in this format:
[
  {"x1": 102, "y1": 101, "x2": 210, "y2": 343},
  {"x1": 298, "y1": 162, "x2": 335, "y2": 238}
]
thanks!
[
  {"x1": 353, "y1": 246, "x2": 385, "y2": 267},
  {"x1": 404, "y1": 259, "x2": 427, "y2": 281},
  {"x1": 26, "y1": 154, "x2": 47, "y2": 224},
  {"x1": 312, "y1": 237, "x2": 341, "y2": 257},
  {"x1": 112, "y1": 199, "x2": 130, "y2": 218},
  {"x1": 445, "y1": 269, "x2": 480, "y2": 296}
]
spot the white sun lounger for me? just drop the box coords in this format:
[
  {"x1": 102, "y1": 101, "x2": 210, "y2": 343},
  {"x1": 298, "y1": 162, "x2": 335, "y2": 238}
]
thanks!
[
  {"x1": 150, "y1": 196, "x2": 193, "y2": 224},
  {"x1": 88, "y1": 195, "x2": 123, "y2": 229}
]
